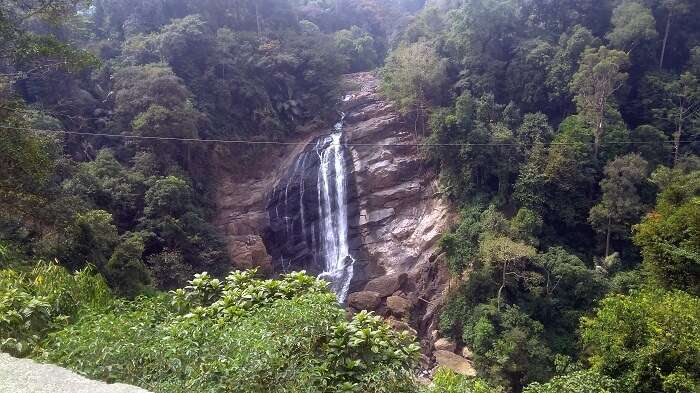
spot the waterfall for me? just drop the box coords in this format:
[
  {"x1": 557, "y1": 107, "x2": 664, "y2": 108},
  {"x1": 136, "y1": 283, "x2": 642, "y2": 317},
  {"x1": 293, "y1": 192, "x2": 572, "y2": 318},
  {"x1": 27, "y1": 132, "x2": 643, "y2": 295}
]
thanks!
[
  {"x1": 315, "y1": 115, "x2": 354, "y2": 303},
  {"x1": 266, "y1": 112, "x2": 355, "y2": 303}
]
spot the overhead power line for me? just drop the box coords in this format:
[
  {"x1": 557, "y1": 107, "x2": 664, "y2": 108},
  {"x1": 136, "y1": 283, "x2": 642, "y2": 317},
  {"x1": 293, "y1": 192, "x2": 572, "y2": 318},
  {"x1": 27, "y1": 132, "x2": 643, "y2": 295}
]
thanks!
[{"x1": 0, "y1": 124, "x2": 697, "y2": 148}]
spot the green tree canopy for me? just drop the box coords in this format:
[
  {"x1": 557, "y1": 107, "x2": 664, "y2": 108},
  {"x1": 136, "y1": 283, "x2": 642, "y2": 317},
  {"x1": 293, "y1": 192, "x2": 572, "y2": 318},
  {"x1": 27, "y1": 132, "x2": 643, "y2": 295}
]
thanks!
[
  {"x1": 606, "y1": 2, "x2": 657, "y2": 52},
  {"x1": 570, "y1": 46, "x2": 629, "y2": 159},
  {"x1": 524, "y1": 370, "x2": 618, "y2": 393},
  {"x1": 381, "y1": 41, "x2": 447, "y2": 131},
  {"x1": 581, "y1": 289, "x2": 700, "y2": 393},
  {"x1": 589, "y1": 154, "x2": 649, "y2": 258},
  {"x1": 634, "y1": 166, "x2": 700, "y2": 294}
]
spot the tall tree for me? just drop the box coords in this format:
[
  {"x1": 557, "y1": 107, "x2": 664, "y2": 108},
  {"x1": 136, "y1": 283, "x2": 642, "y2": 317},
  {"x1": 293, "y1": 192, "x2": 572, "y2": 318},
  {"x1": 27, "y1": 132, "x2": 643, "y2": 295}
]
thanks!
[
  {"x1": 480, "y1": 236, "x2": 537, "y2": 310},
  {"x1": 546, "y1": 25, "x2": 600, "y2": 119},
  {"x1": 658, "y1": 0, "x2": 691, "y2": 70},
  {"x1": 589, "y1": 154, "x2": 649, "y2": 258},
  {"x1": 606, "y1": 2, "x2": 657, "y2": 53},
  {"x1": 380, "y1": 41, "x2": 447, "y2": 134},
  {"x1": 634, "y1": 166, "x2": 699, "y2": 294},
  {"x1": 655, "y1": 72, "x2": 700, "y2": 165},
  {"x1": 0, "y1": 0, "x2": 95, "y2": 91},
  {"x1": 106, "y1": 232, "x2": 151, "y2": 297},
  {"x1": 570, "y1": 47, "x2": 629, "y2": 159}
]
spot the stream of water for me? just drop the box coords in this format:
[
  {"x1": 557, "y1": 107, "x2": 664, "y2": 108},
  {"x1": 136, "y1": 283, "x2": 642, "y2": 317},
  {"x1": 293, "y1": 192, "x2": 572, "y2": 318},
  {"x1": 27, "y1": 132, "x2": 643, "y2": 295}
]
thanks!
[
  {"x1": 315, "y1": 114, "x2": 354, "y2": 303},
  {"x1": 268, "y1": 112, "x2": 355, "y2": 303}
]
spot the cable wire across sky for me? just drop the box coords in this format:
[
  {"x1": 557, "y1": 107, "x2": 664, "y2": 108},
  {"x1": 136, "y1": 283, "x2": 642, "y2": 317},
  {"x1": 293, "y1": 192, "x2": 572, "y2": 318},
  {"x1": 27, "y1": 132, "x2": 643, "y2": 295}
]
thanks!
[{"x1": 1, "y1": 124, "x2": 697, "y2": 148}]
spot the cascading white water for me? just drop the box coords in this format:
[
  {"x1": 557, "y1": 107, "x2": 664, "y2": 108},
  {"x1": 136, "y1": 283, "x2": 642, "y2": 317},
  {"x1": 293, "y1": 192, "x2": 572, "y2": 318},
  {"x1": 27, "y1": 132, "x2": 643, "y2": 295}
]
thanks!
[
  {"x1": 267, "y1": 112, "x2": 355, "y2": 303},
  {"x1": 315, "y1": 114, "x2": 354, "y2": 303}
]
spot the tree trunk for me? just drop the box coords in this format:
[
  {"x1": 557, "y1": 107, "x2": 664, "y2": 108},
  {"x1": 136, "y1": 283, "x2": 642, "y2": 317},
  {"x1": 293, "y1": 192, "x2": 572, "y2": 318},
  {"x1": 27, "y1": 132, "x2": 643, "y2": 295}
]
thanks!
[
  {"x1": 673, "y1": 122, "x2": 682, "y2": 166},
  {"x1": 186, "y1": 142, "x2": 192, "y2": 171},
  {"x1": 594, "y1": 97, "x2": 606, "y2": 161},
  {"x1": 605, "y1": 215, "x2": 611, "y2": 258},
  {"x1": 497, "y1": 261, "x2": 507, "y2": 311},
  {"x1": 415, "y1": 84, "x2": 425, "y2": 138},
  {"x1": 660, "y1": 12, "x2": 672, "y2": 70},
  {"x1": 255, "y1": 2, "x2": 262, "y2": 38},
  {"x1": 594, "y1": 121, "x2": 603, "y2": 161}
]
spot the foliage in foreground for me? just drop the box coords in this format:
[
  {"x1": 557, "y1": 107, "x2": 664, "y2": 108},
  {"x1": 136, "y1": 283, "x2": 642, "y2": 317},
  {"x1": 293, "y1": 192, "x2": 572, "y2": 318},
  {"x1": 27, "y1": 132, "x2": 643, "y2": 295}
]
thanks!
[
  {"x1": 39, "y1": 270, "x2": 420, "y2": 393},
  {"x1": 421, "y1": 367, "x2": 503, "y2": 393},
  {"x1": 523, "y1": 370, "x2": 618, "y2": 393},
  {"x1": 0, "y1": 262, "x2": 111, "y2": 357}
]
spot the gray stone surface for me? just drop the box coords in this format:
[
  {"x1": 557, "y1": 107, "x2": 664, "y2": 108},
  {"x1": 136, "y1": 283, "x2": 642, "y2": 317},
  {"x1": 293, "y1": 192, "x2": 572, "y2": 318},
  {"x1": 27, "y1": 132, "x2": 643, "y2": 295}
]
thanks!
[{"x1": 0, "y1": 353, "x2": 150, "y2": 393}]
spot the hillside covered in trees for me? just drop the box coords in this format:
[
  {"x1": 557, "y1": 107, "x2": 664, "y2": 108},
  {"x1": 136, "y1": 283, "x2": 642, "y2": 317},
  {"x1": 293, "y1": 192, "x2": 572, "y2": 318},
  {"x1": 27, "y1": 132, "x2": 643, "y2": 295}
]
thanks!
[{"x1": 1, "y1": 0, "x2": 699, "y2": 392}]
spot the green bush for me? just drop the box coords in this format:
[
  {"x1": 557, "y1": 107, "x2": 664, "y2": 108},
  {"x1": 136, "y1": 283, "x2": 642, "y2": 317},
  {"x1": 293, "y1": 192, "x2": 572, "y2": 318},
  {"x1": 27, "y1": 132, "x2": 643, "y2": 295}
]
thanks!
[
  {"x1": 523, "y1": 370, "x2": 618, "y2": 393},
  {"x1": 422, "y1": 367, "x2": 503, "y2": 393},
  {"x1": 40, "y1": 270, "x2": 420, "y2": 393},
  {"x1": 581, "y1": 289, "x2": 700, "y2": 393},
  {"x1": 0, "y1": 262, "x2": 112, "y2": 356},
  {"x1": 319, "y1": 310, "x2": 420, "y2": 392}
]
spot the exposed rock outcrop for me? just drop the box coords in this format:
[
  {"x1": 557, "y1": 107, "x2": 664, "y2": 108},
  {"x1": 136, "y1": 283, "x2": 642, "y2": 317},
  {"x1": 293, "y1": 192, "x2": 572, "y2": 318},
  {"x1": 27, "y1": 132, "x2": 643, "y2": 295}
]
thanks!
[
  {"x1": 341, "y1": 72, "x2": 454, "y2": 347},
  {"x1": 386, "y1": 295, "x2": 413, "y2": 317},
  {"x1": 347, "y1": 291, "x2": 382, "y2": 311},
  {"x1": 461, "y1": 346, "x2": 474, "y2": 360},
  {"x1": 434, "y1": 338, "x2": 457, "y2": 352},
  {"x1": 433, "y1": 350, "x2": 477, "y2": 377},
  {"x1": 363, "y1": 273, "x2": 407, "y2": 298}
]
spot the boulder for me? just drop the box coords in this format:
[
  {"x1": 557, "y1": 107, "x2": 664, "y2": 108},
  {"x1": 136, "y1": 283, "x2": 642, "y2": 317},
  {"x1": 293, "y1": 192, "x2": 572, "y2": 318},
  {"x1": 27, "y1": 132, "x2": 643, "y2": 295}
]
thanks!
[
  {"x1": 386, "y1": 295, "x2": 413, "y2": 317},
  {"x1": 461, "y1": 346, "x2": 474, "y2": 360},
  {"x1": 364, "y1": 273, "x2": 407, "y2": 298},
  {"x1": 385, "y1": 318, "x2": 418, "y2": 336},
  {"x1": 434, "y1": 338, "x2": 457, "y2": 352},
  {"x1": 347, "y1": 291, "x2": 382, "y2": 310},
  {"x1": 433, "y1": 350, "x2": 477, "y2": 377},
  {"x1": 230, "y1": 235, "x2": 272, "y2": 273}
]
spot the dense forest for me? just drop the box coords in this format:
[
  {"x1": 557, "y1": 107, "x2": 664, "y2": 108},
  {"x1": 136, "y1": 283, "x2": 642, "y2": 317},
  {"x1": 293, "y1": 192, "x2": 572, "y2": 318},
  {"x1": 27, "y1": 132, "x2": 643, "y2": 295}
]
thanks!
[{"x1": 1, "y1": 0, "x2": 699, "y2": 392}]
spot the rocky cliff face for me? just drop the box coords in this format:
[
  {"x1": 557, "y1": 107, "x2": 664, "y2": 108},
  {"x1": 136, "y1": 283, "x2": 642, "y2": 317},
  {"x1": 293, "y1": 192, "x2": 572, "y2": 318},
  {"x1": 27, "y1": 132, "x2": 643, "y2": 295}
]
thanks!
[
  {"x1": 341, "y1": 73, "x2": 454, "y2": 341},
  {"x1": 213, "y1": 71, "x2": 454, "y2": 352}
]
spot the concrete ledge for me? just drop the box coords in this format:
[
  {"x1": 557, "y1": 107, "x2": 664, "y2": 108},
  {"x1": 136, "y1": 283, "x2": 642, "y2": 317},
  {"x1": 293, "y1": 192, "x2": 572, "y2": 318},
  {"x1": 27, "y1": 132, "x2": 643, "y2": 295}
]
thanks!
[{"x1": 0, "y1": 353, "x2": 151, "y2": 393}]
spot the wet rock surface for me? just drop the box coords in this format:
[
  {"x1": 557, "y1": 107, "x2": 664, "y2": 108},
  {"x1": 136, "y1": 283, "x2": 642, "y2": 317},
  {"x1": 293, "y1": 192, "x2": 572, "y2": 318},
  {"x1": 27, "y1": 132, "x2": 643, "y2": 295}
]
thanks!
[{"x1": 341, "y1": 73, "x2": 454, "y2": 346}]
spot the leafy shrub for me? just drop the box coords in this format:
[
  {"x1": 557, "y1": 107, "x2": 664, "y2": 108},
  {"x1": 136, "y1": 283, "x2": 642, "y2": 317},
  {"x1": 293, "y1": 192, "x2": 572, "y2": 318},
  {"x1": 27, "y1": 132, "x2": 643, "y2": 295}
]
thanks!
[
  {"x1": 633, "y1": 168, "x2": 700, "y2": 295},
  {"x1": 319, "y1": 310, "x2": 420, "y2": 392},
  {"x1": 523, "y1": 370, "x2": 618, "y2": 393},
  {"x1": 335, "y1": 26, "x2": 379, "y2": 72},
  {"x1": 41, "y1": 270, "x2": 420, "y2": 393},
  {"x1": 440, "y1": 205, "x2": 484, "y2": 274},
  {"x1": 170, "y1": 269, "x2": 331, "y2": 317},
  {"x1": 0, "y1": 262, "x2": 111, "y2": 356},
  {"x1": 581, "y1": 289, "x2": 700, "y2": 393},
  {"x1": 462, "y1": 303, "x2": 552, "y2": 389},
  {"x1": 422, "y1": 367, "x2": 503, "y2": 393}
]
